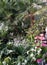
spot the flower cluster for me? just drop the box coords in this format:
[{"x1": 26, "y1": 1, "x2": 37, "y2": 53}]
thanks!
[
  {"x1": 26, "y1": 45, "x2": 42, "y2": 62},
  {"x1": 34, "y1": 33, "x2": 47, "y2": 64}
]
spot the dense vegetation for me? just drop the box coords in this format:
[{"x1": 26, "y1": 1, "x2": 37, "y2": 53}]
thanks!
[{"x1": 0, "y1": 0, "x2": 47, "y2": 65}]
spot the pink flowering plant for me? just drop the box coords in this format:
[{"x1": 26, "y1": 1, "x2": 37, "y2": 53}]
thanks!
[{"x1": 25, "y1": 34, "x2": 47, "y2": 65}]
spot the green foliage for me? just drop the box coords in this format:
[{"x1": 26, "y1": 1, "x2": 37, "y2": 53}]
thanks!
[{"x1": 0, "y1": 0, "x2": 47, "y2": 65}]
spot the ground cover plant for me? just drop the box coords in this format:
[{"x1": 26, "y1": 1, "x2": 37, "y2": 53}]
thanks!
[{"x1": 0, "y1": 0, "x2": 47, "y2": 65}]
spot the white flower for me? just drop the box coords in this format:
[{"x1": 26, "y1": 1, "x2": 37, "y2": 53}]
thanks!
[
  {"x1": 10, "y1": 33, "x2": 13, "y2": 36},
  {"x1": 18, "y1": 62, "x2": 20, "y2": 65},
  {"x1": 33, "y1": 3, "x2": 42, "y2": 9},
  {"x1": 34, "y1": 49, "x2": 36, "y2": 52},
  {"x1": 7, "y1": 50, "x2": 13, "y2": 54},
  {"x1": 30, "y1": 53, "x2": 34, "y2": 57},
  {"x1": 35, "y1": 47, "x2": 37, "y2": 49},
  {"x1": 31, "y1": 48, "x2": 34, "y2": 51},
  {"x1": 22, "y1": 22, "x2": 24, "y2": 28},
  {"x1": 8, "y1": 42, "x2": 13, "y2": 45},
  {"x1": 27, "y1": 51, "x2": 29, "y2": 54},
  {"x1": 9, "y1": 50, "x2": 13, "y2": 53},
  {"x1": 0, "y1": 23, "x2": 4, "y2": 30},
  {"x1": 22, "y1": 63, "x2": 25, "y2": 65},
  {"x1": 32, "y1": 3, "x2": 37, "y2": 8},
  {"x1": 22, "y1": 39, "x2": 26, "y2": 44},
  {"x1": 3, "y1": 61, "x2": 6, "y2": 65},
  {"x1": 5, "y1": 26, "x2": 8, "y2": 31},
  {"x1": 37, "y1": 48, "x2": 42, "y2": 55},
  {"x1": 32, "y1": 57, "x2": 36, "y2": 61},
  {"x1": 39, "y1": 48, "x2": 42, "y2": 51},
  {"x1": 37, "y1": 51, "x2": 40, "y2": 55},
  {"x1": 24, "y1": 59, "x2": 27, "y2": 63}
]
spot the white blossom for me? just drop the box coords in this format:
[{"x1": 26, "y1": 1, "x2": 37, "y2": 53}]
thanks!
[
  {"x1": 24, "y1": 59, "x2": 27, "y2": 63},
  {"x1": 0, "y1": 23, "x2": 4, "y2": 30},
  {"x1": 18, "y1": 62, "x2": 20, "y2": 65},
  {"x1": 30, "y1": 53, "x2": 34, "y2": 57},
  {"x1": 27, "y1": 51, "x2": 29, "y2": 54},
  {"x1": 22, "y1": 63, "x2": 25, "y2": 65},
  {"x1": 31, "y1": 48, "x2": 34, "y2": 51},
  {"x1": 35, "y1": 47, "x2": 37, "y2": 49},
  {"x1": 5, "y1": 26, "x2": 8, "y2": 31},
  {"x1": 3, "y1": 61, "x2": 6, "y2": 65},
  {"x1": 7, "y1": 42, "x2": 13, "y2": 45},
  {"x1": 39, "y1": 48, "x2": 42, "y2": 51},
  {"x1": 32, "y1": 57, "x2": 36, "y2": 61},
  {"x1": 33, "y1": 3, "x2": 42, "y2": 9},
  {"x1": 37, "y1": 48, "x2": 42, "y2": 55}
]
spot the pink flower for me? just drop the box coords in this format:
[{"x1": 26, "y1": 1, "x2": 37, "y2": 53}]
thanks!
[
  {"x1": 42, "y1": 43, "x2": 47, "y2": 47},
  {"x1": 40, "y1": 33, "x2": 44, "y2": 37},
  {"x1": 37, "y1": 59, "x2": 42, "y2": 63},
  {"x1": 39, "y1": 36, "x2": 45, "y2": 41},
  {"x1": 34, "y1": 36, "x2": 39, "y2": 39},
  {"x1": 42, "y1": 40, "x2": 47, "y2": 43},
  {"x1": 34, "y1": 35, "x2": 45, "y2": 41}
]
